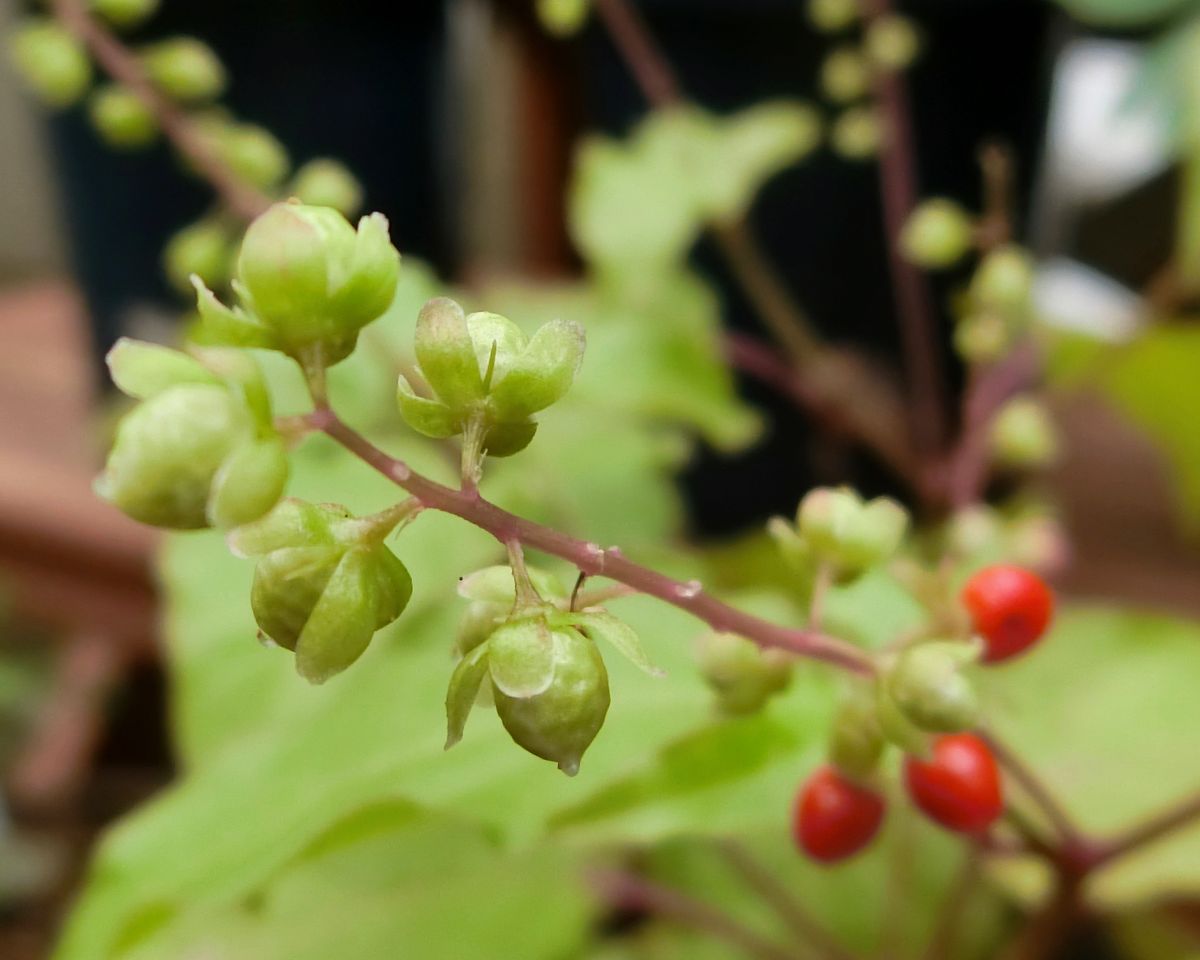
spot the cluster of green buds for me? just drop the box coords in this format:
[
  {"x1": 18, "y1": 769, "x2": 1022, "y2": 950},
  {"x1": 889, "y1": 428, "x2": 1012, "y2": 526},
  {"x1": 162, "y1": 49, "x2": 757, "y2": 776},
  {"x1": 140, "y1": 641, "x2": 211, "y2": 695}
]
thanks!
[
  {"x1": 697, "y1": 631, "x2": 793, "y2": 715},
  {"x1": 228, "y1": 499, "x2": 416, "y2": 683},
  {"x1": 769, "y1": 486, "x2": 909, "y2": 589},
  {"x1": 96, "y1": 340, "x2": 288, "y2": 530},
  {"x1": 446, "y1": 565, "x2": 658, "y2": 775},
  {"x1": 955, "y1": 244, "x2": 1037, "y2": 365},
  {"x1": 397, "y1": 298, "x2": 586, "y2": 482},
  {"x1": 193, "y1": 201, "x2": 400, "y2": 373}
]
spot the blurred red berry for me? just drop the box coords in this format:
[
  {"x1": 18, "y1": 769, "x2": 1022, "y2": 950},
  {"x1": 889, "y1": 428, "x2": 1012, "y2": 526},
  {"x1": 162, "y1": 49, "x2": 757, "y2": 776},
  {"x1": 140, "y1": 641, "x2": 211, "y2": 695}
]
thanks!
[
  {"x1": 794, "y1": 765, "x2": 885, "y2": 863},
  {"x1": 904, "y1": 733, "x2": 1003, "y2": 833},
  {"x1": 962, "y1": 564, "x2": 1054, "y2": 663}
]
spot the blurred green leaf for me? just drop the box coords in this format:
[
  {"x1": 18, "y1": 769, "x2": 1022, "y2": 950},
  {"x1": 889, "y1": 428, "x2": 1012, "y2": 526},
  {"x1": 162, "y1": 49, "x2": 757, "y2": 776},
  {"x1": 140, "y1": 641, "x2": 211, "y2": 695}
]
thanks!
[{"x1": 1053, "y1": 0, "x2": 1198, "y2": 27}]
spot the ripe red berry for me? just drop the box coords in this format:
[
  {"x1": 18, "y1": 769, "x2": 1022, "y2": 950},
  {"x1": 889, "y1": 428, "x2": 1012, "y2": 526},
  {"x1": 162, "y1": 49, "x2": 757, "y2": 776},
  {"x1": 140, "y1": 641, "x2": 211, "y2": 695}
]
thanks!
[
  {"x1": 903, "y1": 734, "x2": 1003, "y2": 834},
  {"x1": 794, "y1": 765, "x2": 885, "y2": 863},
  {"x1": 961, "y1": 564, "x2": 1054, "y2": 663}
]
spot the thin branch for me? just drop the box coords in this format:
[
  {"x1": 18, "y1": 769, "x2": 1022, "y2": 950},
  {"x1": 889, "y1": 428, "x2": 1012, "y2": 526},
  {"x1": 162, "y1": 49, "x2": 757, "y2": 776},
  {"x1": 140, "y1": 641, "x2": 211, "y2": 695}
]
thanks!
[
  {"x1": 975, "y1": 141, "x2": 1014, "y2": 252},
  {"x1": 1091, "y1": 791, "x2": 1200, "y2": 870},
  {"x1": 308, "y1": 407, "x2": 875, "y2": 675},
  {"x1": 717, "y1": 840, "x2": 855, "y2": 960},
  {"x1": 980, "y1": 729, "x2": 1083, "y2": 848},
  {"x1": 592, "y1": 869, "x2": 800, "y2": 960},
  {"x1": 864, "y1": 0, "x2": 948, "y2": 458},
  {"x1": 48, "y1": 0, "x2": 270, "y2": 221},
  {"x1": 922, "y1": 843, "x2": 982, "y2": 960},
  {"x1": 590, "y1": 0, "x2": 683, "y2": 107}
]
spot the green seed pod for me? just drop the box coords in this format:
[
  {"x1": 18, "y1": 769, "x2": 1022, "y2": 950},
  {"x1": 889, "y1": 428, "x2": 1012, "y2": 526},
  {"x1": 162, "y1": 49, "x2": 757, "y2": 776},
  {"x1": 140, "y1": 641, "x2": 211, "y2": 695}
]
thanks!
[
  {"x1": 290, "y1": 158, "x2": 364, "y2": 216},
  {"x1": 971, "y1": 244, "x2": 1034, "y2": 316},
  {"x1": 193, "y1": 202, "x2": 400, "y2": 368},
  {"x1": 900, "y1": 199, "x2": 974, "y2": 269},
  {"x1": 490, "y1": 621, "x2": 610, "y2": 776},
  {"x1": 989, "y1": 396, "x2": 1059, "y2": 469},
  {"x1": 830, "y1": 106, "x2": 880, "y2": 160},
  {"x1": 397, "y1": 297, "x2": 585, "y2": 458},
  {"x1": 697, "y1": 632, "x2": 792, "y2": 715},
  {"x1": 887, "y1": 641, "x2": 979, "y2": 733},
  {"x1": 537, "y1": 0, "x2": 590, "y2": 37},
  {"x1": 864, "y1": 14, "x2": 921, "y2": 71},
  {"x1": 91, "y1": 0, "x2": 159, "y2": 29},
  {"x1": 9, "y1": 20, "x2": 92, "y2": 109},
  {"x1": 164, "y1": 218, "x2": 232, "y2": 293},
  {"x1": 820, "y1": 47, "x2": 870, "y2": 103},
  {"x1": 96, "y1": 340, "x2": 286, "y2": 530},
  {"x1": 235, "y1": 499, "x2": 414, "y2": 683},
  {"x1": 806, "y1": 0, "x2": 859, "y2": 33},
  {"x1": 828, "y1": 690, "x2": 885, "y2": 779},
  {"x1": 88, "y1": 85, "x2": 156, "y2": 148},
  {"x1": 140, "y1": 37, "x2": 225, "y2": 102}
]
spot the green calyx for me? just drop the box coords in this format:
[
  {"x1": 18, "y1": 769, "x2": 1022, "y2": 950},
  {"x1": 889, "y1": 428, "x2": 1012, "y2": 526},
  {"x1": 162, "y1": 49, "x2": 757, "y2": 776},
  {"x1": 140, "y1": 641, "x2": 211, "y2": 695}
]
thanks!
[
  {"x1": 771, "y1": 486, "x2": 909, "y2": 585},
  {"x1": 192, "y1": 201, "x2": 400, "y2": 370},
  {"x1": 446, "y1": 567, "x2": 658, "y2": 775},
  {"x1": 397, "y1": 297, "x2": 586, "y2": 463},
  {"x1": 885, "y1": 640, "x2": 980, "y2": 734},
  {"x1": 96, "y1": 339, "x2": 287, "y2": 531},
  {"x1": 9, "y1": 20, "x2": 92, "y2": 109},
  {"x1": 697, "y1": 632, "x2": 792, "y2": 715},
  {"x1": 230, "y1": 498, "x2": 416, "y2": 684}
]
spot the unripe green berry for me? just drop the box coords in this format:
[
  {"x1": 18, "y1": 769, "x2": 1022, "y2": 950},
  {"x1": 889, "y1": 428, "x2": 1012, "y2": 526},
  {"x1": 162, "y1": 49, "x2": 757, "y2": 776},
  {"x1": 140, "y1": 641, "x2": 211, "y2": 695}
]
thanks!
[
  {"x1": 989, "y1": 397, "x2": 1059, "y2": 469},
  {"x1": 887, "y1": 641, "x2": 979, "y2": 733},
  {"x1": 88, "y1": 85, "x2": 156, "y2": 148},
  {"x1": 794, "y1": 487, "x2": 908, "y2": 581},
  {"x1": 8, "y1": 20, "x2": 92, "y2": 109},
  {"x1": 194, "y1": 202, "x2": 401, "y2": 368},
  {"x1": 828, "y1": 692, "x2": 884, "y2": 779},
  {"x1": 900, "y1": 199, "x2": 974, "y2": 269},
  {"x1": 537, "y1": 0, "x2": 590, "y2": 36},
  {"x1": 798, "y1": 487, "x2": 861, "y2": 555},
  {"x1": 140, "y1": 37, "x2": 225, "y2": 102},
  {"x1": 864, "y1": 14, "x2": 920, "y2": 71},
  {"x1": 163, "y1": 218, "x2": 233, "y2": 294},
  {"x1": 971, "y1": 244, "x2": 1034, "y2": 315},
  {"x1": 195, "y1": 119, "x2": 289, "y2": 189},
  {"x1": 697, "y1": 632, "x2": 792, "y2": 715},
  {"x1": 90, "y1": 0, "x2": 159, "y2": 29},
  {"x1": 830, "y1": 106, "x2": 880, "y2": 160},
  {"x1": 290, "y1": 158, "x2": 363, "y2": 216},
  {"x1": 953, "y1": 311, "x2": 1010, "y2": 365},
  {"x1": 820, "y1": 48, "x2": 870, "y2": 104},
  {"x1": 806, "y1": 0, "x2": 859, "y2": 33}
]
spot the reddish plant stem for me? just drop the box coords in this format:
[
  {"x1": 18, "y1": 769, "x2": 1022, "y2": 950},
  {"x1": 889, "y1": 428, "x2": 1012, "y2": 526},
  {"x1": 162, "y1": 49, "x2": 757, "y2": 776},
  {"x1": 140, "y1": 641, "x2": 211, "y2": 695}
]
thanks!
[
  {"x1": 591, "y1": 0, "x2": 683, "y2": 107},
  {"x1": 48, "y1": 0, "x2": 270, "y2": 221},
  {"x1": 981, "y1": 729, "x2": 1083, "y2": 849},
  {"x1": 310, "y1": 408, "x2": 874, "y2": 675},
  {"x1": 592, "y1": 869, "x2": 800, "y2": 960},
  {"x1": 865, "y1": 0, "x2": 948, "y2": 459},
  {"x1": 1091, "y1": 792, "x2": 1200, "y2": 870}
]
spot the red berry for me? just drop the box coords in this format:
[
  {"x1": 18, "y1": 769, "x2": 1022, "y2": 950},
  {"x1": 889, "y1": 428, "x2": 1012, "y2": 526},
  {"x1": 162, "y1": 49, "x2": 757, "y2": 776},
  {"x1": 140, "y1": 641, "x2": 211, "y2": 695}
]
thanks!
[
  {"x1": 903, "y1": 734, "x2": 1003, "y2": 834},
  {"x1": 794, "y1": 765, "x2": 885, "y2": 863},
  {"x1": 961, "y1": 564, "x2": 1054, "y2": 663}
]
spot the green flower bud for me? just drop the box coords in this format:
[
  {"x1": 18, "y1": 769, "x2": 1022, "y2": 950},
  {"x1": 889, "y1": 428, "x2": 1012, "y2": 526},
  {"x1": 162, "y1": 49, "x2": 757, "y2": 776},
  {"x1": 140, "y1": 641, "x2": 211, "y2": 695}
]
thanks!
[
  {"x1": 1006, "y1": 514, "x2": 1069, "y2": 574},
  {"x1": 397, "y1": 297, "x2": 585, "y2": 459},
  {"x1": 212, "y1": 123, "x2": 290, "y2": 189},
  {"x1": 797, "y1": 487, "x2": 861, "y2": 555},
  {"x1": 88, "y1": 85, "x2": 156, "y2": 148},
  {"x1": 537, "y1": 0, "x2": 590, "y2": 37},
  {"x1": 232, "y1": 499, "x2": 415, "y2": 683},
  {"x1": 887, "y1": 641, "x2": 979, "y2": 733},
  {"x1": 828, "y1": 691, "x2": 884, "y2": 779},
  {"x1": 864, "y1": 14, "x2": 921, "y2": 71},
  {"x1": 193, "y1": 202, "x2": 400, "y2": 368},
  {"x1": 9, "y1": 20, "x2": 92, "y2": 109},
  {"x1": 91, "y1": 0, "x2": 159, "y2": 29},
  {"x1": 830, "y1": 106, "x2": 881, "y2": 160},
  {"x1": 96, "y1": 340, "x2": 287, "y2": 530},
  {"x1": 140, "y1": 37, "x2": 225, "y2": 102},
  {"x1": 945, "y1": 505, "x2": 1003, "y2": 558},
  {"x1": 900, "y1": 199, "x2": 974, "y2": 269},
  {"x1": 164, "y1": 218, "x2": 233, "y2": 294},
  {"x1": 971, "y1": 244, "x2": 1034, "y2": 316},
  {"x1": 953, "y1": 311, "x2": 1010, "y2": 365},
  {"x1": 806, "y1": 0, "x2": 859, "y2": 33},
  {"x1": 697, "y1": 632, "x2": 792, "y2": 715},
  {"x1": 989, "y1": 397, "x2": 1059, "y2": 469},
  {"x1": 836, "y1": 496, "x2": 909, "y2": 572},
  {"x1": 290, "y1": 158, "x2": 363, "y2": 216},
  {"x1": 820, "y1": 47, "x2": 870, "y2": 103}
]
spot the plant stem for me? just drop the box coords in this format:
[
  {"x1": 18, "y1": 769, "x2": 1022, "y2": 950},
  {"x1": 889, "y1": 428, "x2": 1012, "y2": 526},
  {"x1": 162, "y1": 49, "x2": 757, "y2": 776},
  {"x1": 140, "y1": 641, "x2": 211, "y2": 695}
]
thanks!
[
  {"x1": 864, "y1": 0, "x2": 947, "y2": 459},
  {"x1": 922, "y1": 843, "x2": 982, "y2": 960},
  {"x1": 980, "y1": 730, "x2": 1083, "y2": 848},
  {"x1": 308, "y1": 407, "x2": 875, "y2": 675},
  {"x1": 48, "y1": 0, "x2": 271, "y2": 222},
  {"x1": 1090, "y1": 791, "x2": 1200, "y2": 870},
  {"x1": 717, "y1": 840, "x2": 855, "y2": 960},
  {"x1": 592, "y1": 869, "x2": 800, "y2": 960},
  {"x1": 591, "y1": 0, "x2": 683, "y2": 107}
]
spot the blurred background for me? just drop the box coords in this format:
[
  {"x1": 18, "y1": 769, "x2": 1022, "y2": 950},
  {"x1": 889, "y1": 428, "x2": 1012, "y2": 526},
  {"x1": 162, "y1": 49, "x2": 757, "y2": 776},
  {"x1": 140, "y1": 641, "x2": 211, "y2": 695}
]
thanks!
[{"x1": 2, "y1": 1, "x2": 1200, "y2": 958}]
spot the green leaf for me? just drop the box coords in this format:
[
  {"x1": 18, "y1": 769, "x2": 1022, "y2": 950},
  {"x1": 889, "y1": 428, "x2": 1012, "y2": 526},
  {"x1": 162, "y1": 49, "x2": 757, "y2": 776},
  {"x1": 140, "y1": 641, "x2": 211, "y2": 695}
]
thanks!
[
  {"x1": 294, "y1": 546, "x2": 381, "y2": 684},
  {"x1": 573, "y1": 610, "x2": 663, "y2": 677},
  {"x1": 445, "y1": 643, "x2": 490, "y2": 748},
  {"x1": 1052, "y1": 0, "x2": 1196, "y2": 27}
]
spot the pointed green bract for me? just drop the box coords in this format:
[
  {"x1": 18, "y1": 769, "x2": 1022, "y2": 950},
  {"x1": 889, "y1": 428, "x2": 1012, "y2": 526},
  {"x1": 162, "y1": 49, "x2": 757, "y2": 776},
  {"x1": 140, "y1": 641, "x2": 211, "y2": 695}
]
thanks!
[
  {"x1": 572, "y1": 610, "x2": 662, "y2": 677},
  {"x1": 295, "y1": 548, "x2": 382, "y2": 684},
  {"x1": 106, "y1": 338, "x2": 217, "y2": 398},
  {"x1": 445, "y1": 643, "x2": 491, "y2": 747}
]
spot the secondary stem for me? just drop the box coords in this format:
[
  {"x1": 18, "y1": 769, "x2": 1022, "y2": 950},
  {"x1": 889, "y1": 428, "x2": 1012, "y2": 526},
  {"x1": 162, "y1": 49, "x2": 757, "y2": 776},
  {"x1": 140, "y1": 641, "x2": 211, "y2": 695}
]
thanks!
[
  {"x1": 308, "y1": 407, "x2": 875, "y2": 675},
  {"x1": 981, "y1": 730, "x2": 1083, "y2": 848},
  {"x1": 1091, "y1": 792, "x2": 1200, "y2": 870}
]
